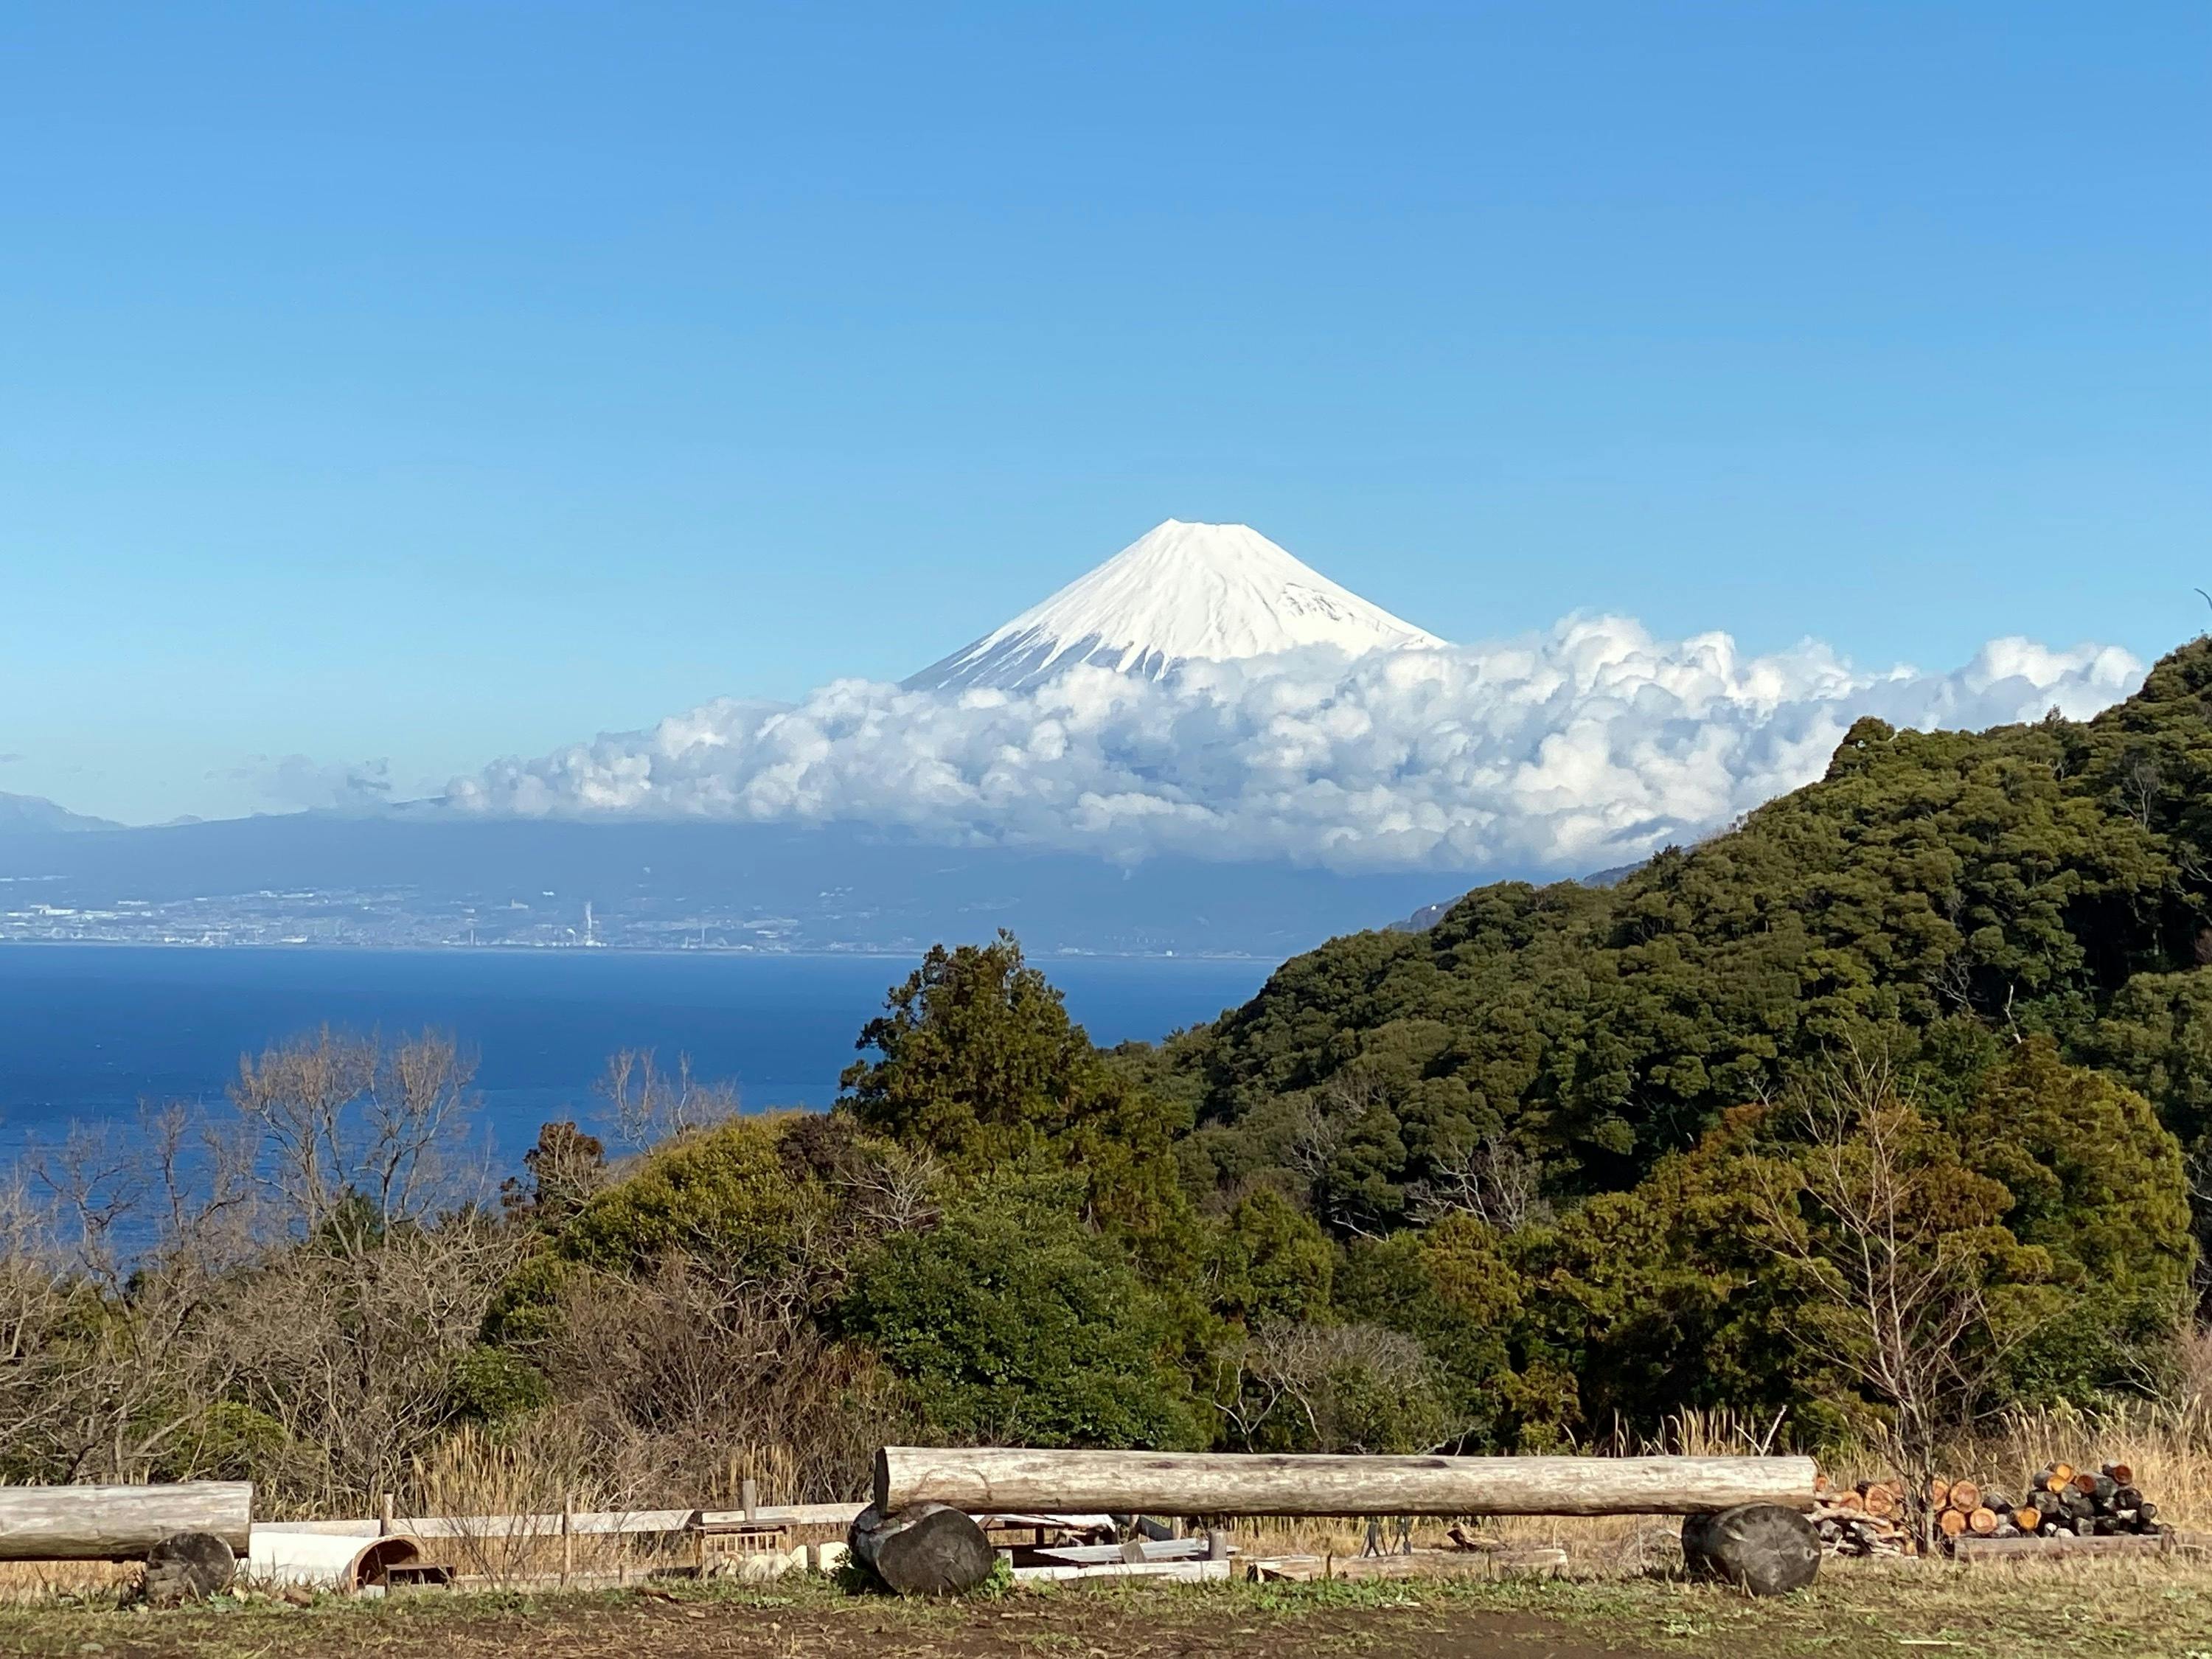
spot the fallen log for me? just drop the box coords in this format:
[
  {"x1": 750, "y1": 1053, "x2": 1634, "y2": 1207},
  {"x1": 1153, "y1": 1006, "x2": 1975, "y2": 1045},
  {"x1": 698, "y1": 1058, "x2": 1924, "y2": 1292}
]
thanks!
[
  {"x1": 1682, "y1": 1505, "x2": 1821, "y2": 1596},
  {"x1": 875, "y1": 1450, "x2": 1818, "y2": 1518},
  {"x1": 846, "y1": 1503, "x2": 995, "y2": 1596},
  {"x1": 0, "y1": 1484, "x2": 252, "y2": 1561}
]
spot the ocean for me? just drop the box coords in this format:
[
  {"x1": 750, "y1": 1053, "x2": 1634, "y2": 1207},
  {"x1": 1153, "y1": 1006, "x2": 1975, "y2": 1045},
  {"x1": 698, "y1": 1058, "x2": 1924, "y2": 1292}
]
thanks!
[{"x1": 0, "y1": 945, "x2": 1271, "y2": 1167}]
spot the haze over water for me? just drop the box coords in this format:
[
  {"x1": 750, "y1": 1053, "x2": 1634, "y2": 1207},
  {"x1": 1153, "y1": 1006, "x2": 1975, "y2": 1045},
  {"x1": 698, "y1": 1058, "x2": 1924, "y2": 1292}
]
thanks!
[{"x1": 0, "y1": 946, "x2": 1270, "y2": 1166}]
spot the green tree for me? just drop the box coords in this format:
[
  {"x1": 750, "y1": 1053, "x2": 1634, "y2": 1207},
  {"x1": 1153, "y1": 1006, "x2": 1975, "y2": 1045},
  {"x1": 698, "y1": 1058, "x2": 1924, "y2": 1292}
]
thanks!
[
  {"x1": 556, "y1": 1114, "x2": 818, "y2": 1279},
  {"x1": 839, "y1": 1180, "x2": 1203, "y2": 1449},
  {"x1": 1206, "y1": 1186, "x2": 1335, "y2": 1328},
  {"x1": 1963, "y1": 1038, "x2": 2196, "y2": 1397},
  {"x1": 840, "y1": 933, "x2": 1196, "y2": 1256},
  {"x1": 1336, "y1": 1215, "x2": 1530, "y2": 1449}
]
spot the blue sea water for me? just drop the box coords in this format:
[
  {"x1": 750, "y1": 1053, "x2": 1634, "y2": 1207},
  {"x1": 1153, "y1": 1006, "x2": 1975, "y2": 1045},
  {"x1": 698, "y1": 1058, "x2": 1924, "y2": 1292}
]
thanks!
[{"x1": 0, "y1": 945, "x2": 1270, "y2": 1168}]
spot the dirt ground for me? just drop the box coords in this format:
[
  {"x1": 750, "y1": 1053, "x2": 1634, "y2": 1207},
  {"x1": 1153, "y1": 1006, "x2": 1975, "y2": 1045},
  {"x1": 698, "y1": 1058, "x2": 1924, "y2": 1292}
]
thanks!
[{"x1": 4, "y1": 1562, "x2": 2211, "y2": 1659}]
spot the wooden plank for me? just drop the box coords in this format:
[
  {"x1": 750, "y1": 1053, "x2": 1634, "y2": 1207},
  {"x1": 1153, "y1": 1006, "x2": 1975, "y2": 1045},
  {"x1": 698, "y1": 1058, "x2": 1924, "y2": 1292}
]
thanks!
[
  {"x1": 0, "y1": 1483, "x2": 253, "y2": 1561},
  {"x1": 1012, "y1": 1559, "x2": 1235, "y2": 1585},
  {"x1": 1954, "y1": 1533, "x2": 2172, "y2": 1562},
  {"x1": 1242, "y1": 1546, "x2": 1567, "y2": 1583},
  {"x1": 1029, "y1": 1539, "x2": 1214, "y2": 1566},
  {"x1": 257, "y1": 1501, "x2": 866, "y2": 1544},
  {"x1": 877, "y1": 1448, "x2": 1818, "y2": 1518}
]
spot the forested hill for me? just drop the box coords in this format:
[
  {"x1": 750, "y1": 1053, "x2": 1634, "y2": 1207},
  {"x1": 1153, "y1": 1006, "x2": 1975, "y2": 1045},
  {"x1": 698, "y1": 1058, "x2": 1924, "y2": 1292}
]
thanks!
[{"x1": 1178, "y1": 636, "x2": 2212, "y2": 1237}]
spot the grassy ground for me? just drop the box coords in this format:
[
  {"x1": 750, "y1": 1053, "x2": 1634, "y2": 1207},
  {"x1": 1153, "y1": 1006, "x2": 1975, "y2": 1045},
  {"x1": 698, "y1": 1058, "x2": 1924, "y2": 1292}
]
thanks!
[{"x1": 3, "y1": 1559, "x2": 2210, "y2": 1659}]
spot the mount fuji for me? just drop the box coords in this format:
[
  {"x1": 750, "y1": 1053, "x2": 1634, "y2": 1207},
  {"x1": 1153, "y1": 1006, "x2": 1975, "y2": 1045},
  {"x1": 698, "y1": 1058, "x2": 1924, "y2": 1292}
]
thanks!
[{"x1": 906, "y1": 519, "x2": 1445, "y2": 692}]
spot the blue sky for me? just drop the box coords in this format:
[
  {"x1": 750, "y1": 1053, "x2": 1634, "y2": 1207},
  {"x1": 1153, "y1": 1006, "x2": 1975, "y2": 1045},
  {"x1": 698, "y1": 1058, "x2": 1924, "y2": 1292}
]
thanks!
[{"x1": 2, "y1": 2, "x2": 2205, "y2": 825}]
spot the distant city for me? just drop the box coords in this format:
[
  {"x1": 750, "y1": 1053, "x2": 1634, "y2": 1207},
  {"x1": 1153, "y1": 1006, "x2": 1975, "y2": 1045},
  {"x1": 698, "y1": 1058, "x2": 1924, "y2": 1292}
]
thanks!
[{"x1": 0, "y1": 882, "x2": 903, "y2": 955}]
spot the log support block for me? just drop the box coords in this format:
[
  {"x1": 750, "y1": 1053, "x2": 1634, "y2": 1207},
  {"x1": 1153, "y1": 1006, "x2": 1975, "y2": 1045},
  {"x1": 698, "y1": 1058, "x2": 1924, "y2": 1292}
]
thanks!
[
  {"x1": 1682, "y1": 1504, "x2": 1821, "y2": 1597},
  {"x1": 142, "y1": 1532, "x2": 239, "y2": 1604},
  {"x1": 847, "y1": 1503, "x2": 995, "y2": 1596}
]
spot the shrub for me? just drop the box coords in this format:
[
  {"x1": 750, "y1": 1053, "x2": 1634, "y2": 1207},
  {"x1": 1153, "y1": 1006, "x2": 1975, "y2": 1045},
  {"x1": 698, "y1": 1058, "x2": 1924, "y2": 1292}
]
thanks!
[
  {"x1": 557, "y1": 1115, "x2": 818, "y2": 1278},
  {"x1": 839, "y1": 1183, "x2": 1203, "y2": 1449}
]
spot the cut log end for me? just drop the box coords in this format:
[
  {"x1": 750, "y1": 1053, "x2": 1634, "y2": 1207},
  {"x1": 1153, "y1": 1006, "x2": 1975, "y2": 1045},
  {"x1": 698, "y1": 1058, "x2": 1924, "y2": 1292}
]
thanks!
[
  {"x1": 1681, "y1": 1505, "x2": 1820, "y2": 1597},
  {"x1": 847, "y1": 1503, "x2": 995, "y2": 1597},
  {"x1": 142, "y1": 1532, "x2": 237, "y2": 1606}
]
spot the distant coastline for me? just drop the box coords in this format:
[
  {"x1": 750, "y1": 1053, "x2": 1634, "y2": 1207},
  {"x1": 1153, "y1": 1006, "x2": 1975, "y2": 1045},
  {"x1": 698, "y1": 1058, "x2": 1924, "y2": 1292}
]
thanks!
[{"x1": 0, "y1": 936, "x2": 1267, "y2": 963}]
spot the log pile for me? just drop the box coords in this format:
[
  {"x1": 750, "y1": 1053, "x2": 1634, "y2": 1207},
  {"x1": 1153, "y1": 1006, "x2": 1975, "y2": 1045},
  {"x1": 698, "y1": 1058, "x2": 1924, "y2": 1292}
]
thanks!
[
  {"x1": 1809, "y1": 1475, "x2": 1913, "y2": 1557},
  {"x1": 1982, "y1": 1462, "x2": 2163, "y2": 1543},
  {"x1": 1810, "y1": 1463, "x2": 2166, "y2": 1559}
]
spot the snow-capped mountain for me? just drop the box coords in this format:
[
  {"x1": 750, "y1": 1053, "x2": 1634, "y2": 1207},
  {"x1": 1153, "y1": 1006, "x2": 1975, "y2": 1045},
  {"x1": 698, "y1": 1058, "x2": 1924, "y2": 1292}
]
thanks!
[{"x1": 905, "y1": 519, "x2": 1447, "y2": 692}]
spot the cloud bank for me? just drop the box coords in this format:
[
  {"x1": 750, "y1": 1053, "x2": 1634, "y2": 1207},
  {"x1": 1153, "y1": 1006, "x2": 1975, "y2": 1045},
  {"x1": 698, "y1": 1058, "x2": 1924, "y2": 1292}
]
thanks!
[
  {"x1": 448, "y1": 618, "x2": 2143, "y2": 874},
  {"x1": 229, "y1": 754, "x2": 397, "y2": 813}
]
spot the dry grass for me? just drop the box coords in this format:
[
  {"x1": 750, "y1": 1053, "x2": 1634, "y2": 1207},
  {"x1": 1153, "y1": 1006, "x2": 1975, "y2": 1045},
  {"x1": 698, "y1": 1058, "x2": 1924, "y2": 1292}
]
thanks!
[{"x1": 0, "y1": 1560, "x2": 136, "y2": 1607}]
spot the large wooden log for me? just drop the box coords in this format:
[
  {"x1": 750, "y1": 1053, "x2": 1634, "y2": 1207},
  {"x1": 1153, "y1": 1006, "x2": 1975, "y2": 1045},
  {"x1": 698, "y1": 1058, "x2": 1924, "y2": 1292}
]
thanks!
[
  {"x1": 0, "y1": 1484, "x2": 252, "y2": 1561},
  {"x1": 875, "y1": 1450, "x2": 1818, "y2": 1518},
  {"x1": 846, "y1": 1503, "x2": 995, "y2": 1596}
]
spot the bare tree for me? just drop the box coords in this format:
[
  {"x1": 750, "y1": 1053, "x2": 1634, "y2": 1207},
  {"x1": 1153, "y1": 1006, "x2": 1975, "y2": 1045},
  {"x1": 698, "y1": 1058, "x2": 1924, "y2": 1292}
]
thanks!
[
  {"x1": 830, "y1": 1140, "x2": 941, "y2": 1235},
  {"x1": 0, "y1": 1172, "x2": 75, "y2": 1476},
  {"x1": 1409, "y1": 1133, "x2": 1551, "y2": 1231},
  {"x1": 10, "y1": 1107, "x2": 258, "y2": 1484},
  {"x1": 1219, "y1": 1318, "x2": 1453, "y2": 1455},
  {"x1": 2119, "y1": 753, "x2": 2162, "y2": 830},
  {"x1": 1285, "y1": 1068, "x2": 1393, "y2": 1237},
  {"x1": 231, "y1": 1028, "x2": 483, "y2": 1242},
  {"x1": 217, "y1": 1208, "x2": 528, "y2": 1512},
  {"x1": 1750, "y1": 1049, "x2": 2048, "y2": 1548},
  {"x1": 597, "y1": 1048, "x2": 740, "y2": 1150},
  {"x1": 518, "y1": 1258, "x2": 900, "y2": 1503}
]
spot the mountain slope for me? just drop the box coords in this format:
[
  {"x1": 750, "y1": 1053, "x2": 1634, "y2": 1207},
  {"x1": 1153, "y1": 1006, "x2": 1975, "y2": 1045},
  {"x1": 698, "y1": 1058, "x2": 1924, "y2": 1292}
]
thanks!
[
  {"x1": 1174, "y1": 635, "x2": 2212, "y2": 1232},
  {"x1": 906, "y1": 519, "x2": 1444, "y2": 692},
  {"x1": 0, "y1": 792, "x2": 119, "y2": 835}
]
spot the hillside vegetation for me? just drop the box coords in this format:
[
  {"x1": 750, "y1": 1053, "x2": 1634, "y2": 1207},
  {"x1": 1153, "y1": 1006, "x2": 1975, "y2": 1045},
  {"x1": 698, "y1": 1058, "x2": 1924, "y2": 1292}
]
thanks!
[{"x1": 2, "y1": 641, "x2": 2207, "y2": 1512}]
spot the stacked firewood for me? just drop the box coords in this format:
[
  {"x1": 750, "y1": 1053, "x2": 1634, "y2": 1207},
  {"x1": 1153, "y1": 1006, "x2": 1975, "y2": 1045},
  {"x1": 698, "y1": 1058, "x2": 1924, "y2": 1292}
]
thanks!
[
  {"x1": 1962, "y1": 1462, "x2": 2164, "y2": 1542},
  {"x1": 1812, "y1": 1464, "x2": 2164, "y2": 1557},
  {"x1": 1809, "y1": 1475, "x2": 1914, "y2": 1557}
]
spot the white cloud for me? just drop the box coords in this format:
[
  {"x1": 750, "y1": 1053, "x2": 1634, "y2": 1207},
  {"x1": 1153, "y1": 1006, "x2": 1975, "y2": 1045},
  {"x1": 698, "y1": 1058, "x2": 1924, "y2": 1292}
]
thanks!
[
  {"x1": 228, "y1": 754, "x2": 398, "y2": 812},
  {"x1": 446, "y1": 618, "x2": 2144, "y2": 874}
]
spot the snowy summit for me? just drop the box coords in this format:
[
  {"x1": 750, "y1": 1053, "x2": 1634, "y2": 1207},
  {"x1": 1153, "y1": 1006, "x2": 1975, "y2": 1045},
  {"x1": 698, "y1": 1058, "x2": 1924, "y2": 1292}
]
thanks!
[{"x1": 905, "y1": 519, "x2": 1447, "y2": 692}]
